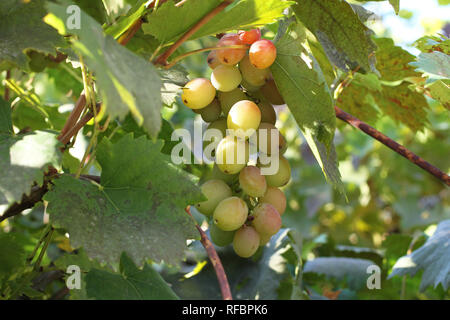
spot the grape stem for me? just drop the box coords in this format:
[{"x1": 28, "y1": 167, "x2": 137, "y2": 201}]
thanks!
[
  {"x1": 185, "y1": 206, "x2": 233, "y2": 300},
  {"x1": 154, "y1": 1, "x2": 233, "y2": 65}
]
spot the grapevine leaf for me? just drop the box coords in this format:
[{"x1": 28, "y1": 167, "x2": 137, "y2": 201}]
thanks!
[
  {"x1": 427, "y1": 80, "x2": 450, "y2": 110},
  {"x1": 0, "y1": 131, "x2": 62, "y2": 216},
  {"x1": 410, "y1": 52, "x2": 450, "y2": 81},
  {"x1": 142, "y1": 0, "x2": 292, "y2": 44},
  {"x1": 104, "y1": 0, "x2": 148, "y2": 39},
  {"x1": 303, "y1": 257, "x2": 376, "y2": 290},
  {"x1": 46, "y1": 2, "x2": 163, "y2": 138},
  {"x1": 414, "y1": 35, "x2": 450, "y2": 54},
  {"x1": 270, "y1": 21, "x2": 344, "y2": 192},
  {"x1": 160, "y1": 66, "x2": 189, "y2": 107},
  {"x1": 292, "y1": 0, "x2": 378, "y2": 73},
  {"x1": 388, "y1": 0, "x2": 400, "y2": 14},
  {"x1": 0, "y1": 233, "x2": 27, "y2": 285},
  {"x1": 44, "y1": 134, "x2": 203, "y2": 266},
  {"x1": 0, "y1": 0, "x2": 65, "y2": 70},
  {"x1": 389, "y1": 220, "x2": 450, "y2": 291}
]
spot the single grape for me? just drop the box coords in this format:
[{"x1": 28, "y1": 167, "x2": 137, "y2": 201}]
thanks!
[
  {"x1": 195, "y1": 179, "x2": 232, "y2": 216},
  {"x1": 227, "y1": 100, "x2": 261, "y2": 139},
  {"x1": 216, "y1": 33, "x2": 247, "y2": 66},
  {"x1": 239, "y1": 166, "x2": 267, "y2": 197},
  {"x1": 210, "y1": 163, "x2": 238, "y2": 184},
  {"x1": 213, "y1": 196, "x2": 248, "y2": 231},
  {"x1": 239, "y1": 55, "x2": 270, "y2": 87},
  {"x1": 259, "y1": 79, "x2": 285, "y2": 105},
  {"x1": 210, "y1": 222, "x2": 235, "y2": 246},
  {"x1": 238, "y1": 29, "x2": 261, "y2": 45},
  {"x1": 181, "y1": 78, "x2": 216, "y2": 110},
  {"x1": 200, "y1": 99, "x2": 222, "y2": 123},
  {"x1": 211, "y1": 65, "x2": 242, "y2": 92},
  {"x1": 240, "y1": 78, "x2": 262, "y2": 92},
  {"x1": 218, "y1": 88, "x2": 247, "y2": 115},
  {"x1": 207, "y1": 50, "x2": 221, "y2": 69},
  {"x1": 205, "y1": 117, "x2": 227, "y2": 140},
  {"x1": 257, "y1": 122, "x2": 286, "y2": 155},
  {"x1": 251, "y1": 203, "x2": 282, "y2": 236},
  {"x1": 215, "y1": 135, "x2": 249, "y2": 174},
  {"x1": 259, "y1": 187, "x2": 286, "y2": 215},
  {"x1": 233, "y1": 225, "x2": 260, "y2": 258},
  {"x1": 258, "y1": 101, "x2": 276, "y2": 125},
  {"x1": 259, "y1": 155, "x2": 291, "y2": 187},
  {"x1": 249, "y1": 40, "x2": 277, "y2": 69}
]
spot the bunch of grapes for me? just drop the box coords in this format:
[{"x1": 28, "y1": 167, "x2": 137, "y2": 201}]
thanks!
[{"x1": 181, "y1": 29, "x2": 291, "y2": 258}]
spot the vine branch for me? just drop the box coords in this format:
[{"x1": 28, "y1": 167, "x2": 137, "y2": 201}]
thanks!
[
  {"x1": 154, "y1": 1, "x2": 232, "y2": 65},
  {"x1": 335, "y1": 106, "x2": 450, "y2": 186},
  {"x1": 185, "y1": 206, "x2": 233, "y2": 300}
]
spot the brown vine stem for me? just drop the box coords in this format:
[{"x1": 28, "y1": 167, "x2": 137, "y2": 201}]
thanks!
[
  {"x1": 154, "y1": 0, "x2": 232, "y2": 65},
  {"x1": 4, "y1": 70, "x2": 11, "y2": 101},
  {"x1": 335, "y1": 106, "x2": 450, "y2": 186},
  {"x1": 59, "y1": 110, "x2": 94, "y2": 145},
  {"x1": 58, "y1": 94, "x2": 86, "y2": 140},
  {"x1": 185, "y1": 206, "x2": 233, "y2": 300}
]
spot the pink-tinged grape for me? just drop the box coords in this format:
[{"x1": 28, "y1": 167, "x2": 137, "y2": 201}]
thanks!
[
  {"x1": 181, "y1": 78, "x2": 216, "y2": 109},
  {"x1": 227, "y1": 100, "x2": 261, "y2": 139},
  {"x1": 259, "y1": 187, "x2": 286, "y2": 215},
  {"x1": 257, "y1": 122, "x2": 286, "y2": 155},
  {"x1": 249, "y1": 40, "x2": 277, "y2": 69},
  {"x1": 218, "y1": 88, "x2": 247, "y2": 115},
  {"x1": 200, "y1": 99, "x2": 222, "y2": 123},
  {"x1": 259, "y1": 155, "x2": 291, "y2": 187},
  {"x1": 238, "y1": 29, "x2": 261, "y2": 45},
  {"x1": 239, "y1": 55, "x2": 270, "y2": 87},
  {"x1": 210, "y1": 222, "x2": 235, "y2": 247},
  {"x1": 207, "y1": 50, "x2": 221, "y2": 69},
  {"x1": 251, "y1": 203, "x2": 282, "y2": 236},
  {"x1": 259, "y1": 79, "x2": 284, "y2": 105},
  {"x1": 195, "y1": 179, "x2": 232, "y2": 216},
  {"x1": 215, "y1": 135, "x2": 249, "y2": 174},
  {"x1": 211, "y1": 65, "x2": 242, "y2": 92},
  {"x1": 216, "y1": 34, "x2": 247, "y2": 66},
  {"x1": 233, "y1": 225, "x2": 260, "y2": 258},
  {"x1": 258, "y1": 101, "x2": 276, "y2": 125},
  {"x1": 213, "y1": 196, "x2": 248, "y2": 231},
  {"x1": 239, "y1": 166, "x2": 267, "y2": 197}
]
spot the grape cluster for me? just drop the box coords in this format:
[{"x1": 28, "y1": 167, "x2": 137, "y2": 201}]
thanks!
[{"x1": 181, "y1": 29, "x2": 290, "y2": 258}]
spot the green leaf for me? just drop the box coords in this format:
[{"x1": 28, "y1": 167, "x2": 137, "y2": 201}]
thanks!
[
  {"x1": 0, "y1": 98, "x2": 13, "y2": 135},
  {"x1": 410, "y1": 52, "x2": 450, "y2": 81},
  {"x1": 270, "y1": 21, "x2": 343, "y2": 192},
  {"x1": 427, "y1": 80, "x2": 450, "y2": 110},
  {"x1": 104, "y1": 0, "x2": 148, "y2": 39},
  {"x1": 0, "y1": 131, "x2": 62, "y2": 216},
  {"x1": 414, "y1": 35, "x2": 450, "y2": 54},
  {"x1": 303, "y1": 257, "x2": 376, "y2": 290},
  {"x1": 0, "y1": 233, "x2": 27, "y2": 285},
  {"x1": 0, "y1": 0, "x2": 65, "y2": 70},
  {"x1": 292, "y1": 0, "x2": 377, "y2": 73},
  {"x1": 160, "y1": 66, "x2": 189, "y2": 107},
  {"x1": 389, "y1": 0, "x2": 400, "y2": 14},
  {"x1": 389, "y1": 220, "x2": 450, "y2": 291},
  {"x1": 44, "y1": 134, "x2": 203, "y2": 266},
  {"x1": 46, "y1": 2, "x2": 163, "y2": 138},
  {"x1": 85, "y1": 253, "x2": 178, "y2": 300},
  {"x1": 142, "y1": 0, "x2": 292, "y2": 44}
]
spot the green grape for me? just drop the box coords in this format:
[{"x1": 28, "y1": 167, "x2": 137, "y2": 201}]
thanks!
[
  {"x1": 218, "y1": 88, "x2": 247, "y2": 115},
  {"x1": 215, "y1": 135, "x2": 249, "y2": 174},
  {"x1": 239, "y1": 55, "x2": 270, "y2": 87},
  {"x1": 227, "y1": 100, "x2": 261, "y2": 139},
  {"x1": 259, "y1": 155, "x2": 291, "y2": 187},
  {"x1": 233, "y1": 225, "x2": 260, "y2": 258},
  {"x1": 211, "y1": 65, "x2": 242, "y2": 92},
  {"x1": 259, "y1": 79, "x2": 284, "y2": 105},
  {"x1": 251, "y1": 203, "x2": 282, "y2": 236},
  {"x1": 258, "y1": 101, "x2": 276, "y2": 125},
  {"x1": 259, "y1": 187, "x2": 286, "y2": 215},
  {"x1": 239, "y1": 166, "x2": 267, "y2": 197},
  {"x1": 200, "y1": 99, "x2": 222, "y2": 123},
  {"x1": 257, "y1": 122, "x2": 286, "y2": 155},
  {"x1": 213, "y1": 196, "x2": 248, "y2": 231},
  {"x1": 210, "y1": 222, "x2": 235, "y2": 246},
  {"x1": 181, "y1": 78, "x2": 216, "y2": 110},
  {"x1": 249, "y1": 39, "x2": 277, "y2": 69},
  {"x1": 203, "y1": 117, "x2": 227, "y2": 161},
  {"x1": 216, "y1": 34, "x2": 247, "y2": 66},
  {"x1": 210, "y1": 163, "x2": 238, "y2": 184},
  {"x1": 240, "y1": 78, "x2": 262, "y2": 92},
  {"x1": 195, "y1": 179, "x2": 232, "y2": 216},
  {"x1": 207, "y1": 50, "x2": 221, "y2": 69}
]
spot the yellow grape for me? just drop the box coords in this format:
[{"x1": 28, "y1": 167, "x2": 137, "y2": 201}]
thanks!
[
  {"x1": 213, "y1": 196, "x2": 248, "y2": 231},
  {"x1": 211, "y1": 65, "x2": 242, "y2": 92},
  {"x1": 233, "y1": 225, "x2": 260, "y2": 258},
  {"x1": 259, "y1": 155, "x2": 291, "y2": 187},
  {"x1": 259, "y1": 187, "x2": 286, "y2": 215},
  {"x1": 195, "y1": 179, "x2": 232, "y2": 216},
  {"x1": 181, "y1": 78, "x2": 216, "y2": 110},
  {"x1": 227, "y1": 100, "x2": 261, "y2": 139},
  {"x1": 239, "y1": 166, "x2": 267, "y2": 197},
  {"x1": 215, "y1": 135, "x2": 249, "y2": 174}
]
